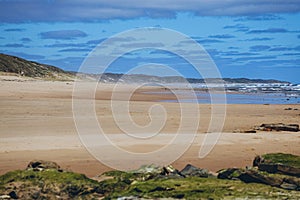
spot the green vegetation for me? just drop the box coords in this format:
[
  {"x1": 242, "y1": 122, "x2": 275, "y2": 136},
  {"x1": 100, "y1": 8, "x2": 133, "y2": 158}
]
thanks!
[
  {"x1": 262, "y1": 153, "x2": 300, "y2": 168},
  {"x1": 0, "y1": 154, "x2": 299, "y2": 199},
  {"x1": 0, "y1": 169, "x2": 102, "y2": 199},
  {"x1": 107, "y1": 177, "x2": 299, "y2": 199},
  {"x1": 0, "y1": 169, "x2": 98, "y2": 186},
  {"x1": 0, "y1": 53, "x2": 75, "y2": 80}
]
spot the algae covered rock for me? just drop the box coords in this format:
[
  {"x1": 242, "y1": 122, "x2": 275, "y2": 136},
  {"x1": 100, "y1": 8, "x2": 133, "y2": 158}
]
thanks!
[
  {"x1": 0, "y1": 160, "x2": 104, "y2": 199},
  {"x1": 27, "y1": 160, "x2": 61, "y2": 171},
  {"x1": 1, "y1": 157, "x2": 300, "y2": 199},
  {"x1": 218, "y1": 167, "x2": 300, "y2": 190},
  {"x1": 219, "y1": 153, "x2": 300, "y2": 191},
  {"x1": 253, "y1": 153, "x2": 300, "y2": 177}
]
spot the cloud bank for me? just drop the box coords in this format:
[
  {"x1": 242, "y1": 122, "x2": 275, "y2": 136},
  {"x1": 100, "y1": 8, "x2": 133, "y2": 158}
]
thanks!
[
  {"x1": 40, "y1": 30, "x2": 88, "y2": 40},
  {"x1": 1, "y1": 0, "x2": 300, "y2": 22}
]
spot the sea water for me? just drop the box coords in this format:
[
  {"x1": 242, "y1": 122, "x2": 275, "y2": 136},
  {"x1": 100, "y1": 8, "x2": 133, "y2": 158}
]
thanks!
[{"x1": 148, "y1": 91, "x2": 300, "y2": 104}]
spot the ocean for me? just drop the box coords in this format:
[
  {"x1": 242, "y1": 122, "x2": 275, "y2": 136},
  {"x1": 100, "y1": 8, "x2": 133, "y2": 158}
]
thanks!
[{"x1": 160, "y1": 91, "x2": 300, "y2": 104}]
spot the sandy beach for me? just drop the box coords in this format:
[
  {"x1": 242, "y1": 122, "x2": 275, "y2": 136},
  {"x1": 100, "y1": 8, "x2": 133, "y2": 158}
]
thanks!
[{"x1": 0, "y1": 75, "x2": 299, "y2": 177}]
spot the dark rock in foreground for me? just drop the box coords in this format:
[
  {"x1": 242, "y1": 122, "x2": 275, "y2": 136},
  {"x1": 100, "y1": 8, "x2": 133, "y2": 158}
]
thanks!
[
  {"x1": 253, "y1": 153, "x2": 300, "y2": 177},
  {"x1": 219, "y1": 153, "x2": 300, "y2": 191},
  {"x1": 180, "y1": 164, "x2": 210, "y2": 178}
]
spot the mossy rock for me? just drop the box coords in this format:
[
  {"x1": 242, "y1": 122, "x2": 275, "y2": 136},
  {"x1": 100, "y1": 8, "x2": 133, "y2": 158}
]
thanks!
[
  {"x1": 0, "y1": 169, "x2": 103, "y2": 199},
  {"x1": 254, "y1": 153, "x2": 300, "y2": 177},
  {"x1": 261, "y1": 153, "x2": 300, "y2": 169}
]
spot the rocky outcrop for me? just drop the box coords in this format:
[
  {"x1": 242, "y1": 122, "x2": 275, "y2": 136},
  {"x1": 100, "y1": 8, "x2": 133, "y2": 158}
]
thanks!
[
  {"x1": 218, "y1": 168, "x2": 299, "y2": 190},
  {"x1": 219, "y1": 153, "x2": 300, "y2": 191},
  {"x1": 27, "y1": 160, "x2": 61, "y2": 171},
  {"x1": 180, "y1": 164, "x2": 210, "y2": 178},
  {"x1": 253, "y1": 154, "x2": 300, "y2": 177},
  {"x1": 256, "y1": 123, "x2": 299, "y2": 132},
  {"x1": 1, "y1": 155, "x2": 299, "y2": 199},
  {"x1": 0, "y1": 160, "x2": 104, "y2": 199}
]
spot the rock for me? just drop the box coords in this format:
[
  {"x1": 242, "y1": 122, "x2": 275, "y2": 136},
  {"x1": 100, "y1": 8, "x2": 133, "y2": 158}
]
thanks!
[
  {"x1": 283, "y1": 176, "x2": 300, "y2": 189},
  {"x1": 258, "y1": 163, "x2": 300, "y2": 177},
  {"x1": 217, "y1": 168, "x2": 243, "y2": 180},
  {"x1": 242, "y1": 130, "x2": 256, "y2": 133},
  {"x1": 162, "y1": 165, "x2": 182, "y2": 177},
  {"x1": 218, "y1": 168, "x2": 284, "y2": 188},
  {"x1": 257, "y1": 163, "x2": 278, "y2": 173},
  {"x1": 66, "y1": 185, "x2": 82, "y2": 197},
  {"x1": 219, "y1": 154, "x2": 300, "y2": 191},
  {"x1": 180, "y1": 164, "x2": 209, "y2": 178},
  {"x1": 253, "y1": 155, "x2": 263, "y2": 167},
  {"x1": 258, "y1": 123, "x2": 299, "y2": 132},
  {"x1": 133, "y1": 164, "x2": 183, "y2": 179},
  {"x1": 280, "y1": 183, "x2": 297, "y2": 190},
  {"x1": 277, "y1": 164, "x2": 300, "y2": 177},
  {"x1": 8, "y1": 191, "x2": 18, "y2": 199},
  {"x1": 162, "y1": 165, "x2": 178, "y2": 175},
  {"x1": 252, "y1": 154, "x2": 300, "y2": 177},
  {"x1": 134, "y1": 164, "x2": 163, "y2": 174},
  {"x1": 27, "y1": 160, "x2": 61, "y2": 171},
  {"x1": 238, "y1": 170, "x2": 282, "y2": 187}
]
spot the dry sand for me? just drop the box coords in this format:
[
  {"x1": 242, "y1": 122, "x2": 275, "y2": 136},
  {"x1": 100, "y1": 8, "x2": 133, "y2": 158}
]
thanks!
[{"x1": 0, "y1": 75, "x2": 299, "y2": 177}]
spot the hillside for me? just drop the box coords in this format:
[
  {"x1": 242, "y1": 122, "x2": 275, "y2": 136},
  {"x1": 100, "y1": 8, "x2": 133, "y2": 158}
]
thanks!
[
  {"x1": 97, "y1": 73, "x2": 290, "y2": 84},
  {"x1": 0, "y1": 53, "x2": 291, "y2": 84},
  {"x1": 0, "y1": 53, "x2": 74, "y2": 80}
]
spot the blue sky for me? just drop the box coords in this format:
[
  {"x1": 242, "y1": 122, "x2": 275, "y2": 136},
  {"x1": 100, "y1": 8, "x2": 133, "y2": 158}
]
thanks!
[{"x1": 0, "y1": 1, "x2": 300, "y2": 83}]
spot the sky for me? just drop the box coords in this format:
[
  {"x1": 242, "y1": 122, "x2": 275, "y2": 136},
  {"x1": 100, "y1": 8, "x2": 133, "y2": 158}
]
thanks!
[{"x1": 0, "y1": 0, "x2": 300, "y2": 83}]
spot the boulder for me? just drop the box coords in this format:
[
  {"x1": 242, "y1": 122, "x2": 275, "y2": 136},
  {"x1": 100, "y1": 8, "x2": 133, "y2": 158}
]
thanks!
[
  {"x1": 132, "y1": 164, "x2": 183, "y2": 180},
  {"x1": 27, "y1": 160, "x2": 61, "y2": 171},
  {"x1": 258, "y1": 163, "x2": 300, "y2": 177},
  {"x1": 238, "y1": 170, "x2": 282, "y2": 187},
  {"x1": 217, "y1": 168, "x2": 243, "y2": 180},
  {"x1": 280, "y1": 183, "x2": 297, "y2": 190},
  {"x1": 180, "y1": 164, "x2": 209, "y2": 178},
  {"x1": 134, "y1": 164, "x2": 163, "y2": 174},
  {"x1": 8, "y1": 191, "x2": 18, "y2": 199},
  {"x1": 218, "y1": 163, "x2": 300, "y2": 191},
  {"x1": 162, "y1": 165, "x2": 182, "y2": 177},
  {"x1": 218, "y1": 168, "x2": 286, "y2": 189},
  {"x1": 252, "y1": 154, "x2": 300, "y2": 177}
]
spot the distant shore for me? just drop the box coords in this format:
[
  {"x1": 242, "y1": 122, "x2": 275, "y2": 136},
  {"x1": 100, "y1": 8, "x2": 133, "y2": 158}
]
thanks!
[{"x1": 0, "y1": 75, "x2": 299, "y2": 177}]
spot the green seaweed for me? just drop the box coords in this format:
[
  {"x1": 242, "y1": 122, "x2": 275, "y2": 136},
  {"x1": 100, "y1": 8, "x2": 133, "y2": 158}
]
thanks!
[
  {"x1": 107, "y1": 176, "x2": 299, "y2": 199},
  {"x1": 262, "y1": 153, "x2": 300, "y2": 168}
]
